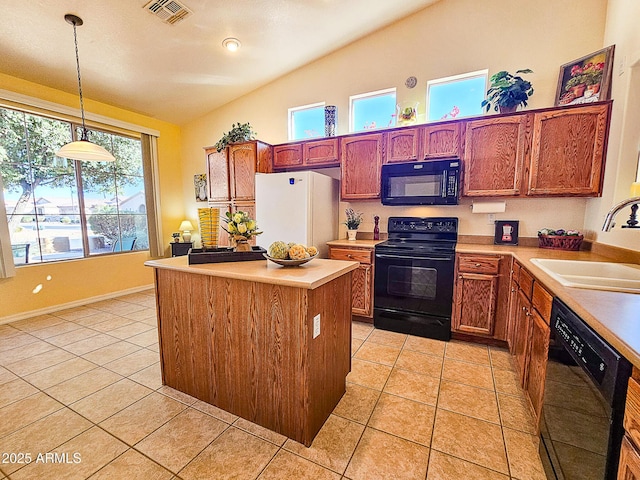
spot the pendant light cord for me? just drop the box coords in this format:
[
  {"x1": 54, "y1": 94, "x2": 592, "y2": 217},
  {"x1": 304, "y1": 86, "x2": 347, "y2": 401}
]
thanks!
[{"x1": 71, "y1": 20, "x2": 89, "y2": 141}]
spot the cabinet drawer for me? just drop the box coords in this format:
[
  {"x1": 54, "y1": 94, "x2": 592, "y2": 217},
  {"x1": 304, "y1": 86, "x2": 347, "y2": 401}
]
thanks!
[
  {"x1": 625, "y1": 376, "x2": 640, "y2": 449},
  {"x1": 329, "y1": 248, "x2": 372, "y2": 264},
  {"x1": 458, "y1": 255, "x2": 500, "y2": 274},
  {"x1": 519, "y1": 268, "x2": 534, "y2": 299},
  {"x1": 532, "y1": 282, "x2": 553, "y2": 323},
  {"x1": 512, "y1": 261, "x2": 521, "y2": 284}
]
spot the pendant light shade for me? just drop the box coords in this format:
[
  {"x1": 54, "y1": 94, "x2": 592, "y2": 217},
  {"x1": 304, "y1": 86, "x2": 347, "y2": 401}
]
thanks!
[{"x1": 56, "y1": 14, "x2": 115, "y2": 162}]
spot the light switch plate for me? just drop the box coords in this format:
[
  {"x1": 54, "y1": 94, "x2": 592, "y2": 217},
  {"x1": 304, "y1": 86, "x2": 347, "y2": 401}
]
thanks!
[{"x1": 313, "y1": 314, "x2": 321, "y2": 338}]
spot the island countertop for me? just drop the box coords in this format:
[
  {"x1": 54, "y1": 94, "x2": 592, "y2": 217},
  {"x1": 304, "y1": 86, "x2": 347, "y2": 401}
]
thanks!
[{"x1": 144, "y1": 256, "x2": 359, "y2": 290}]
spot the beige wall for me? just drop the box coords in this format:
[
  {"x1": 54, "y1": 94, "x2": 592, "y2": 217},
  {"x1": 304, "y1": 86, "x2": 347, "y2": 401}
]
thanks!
[
  {"x1": 0, "y1": 74, "x2": 184, "y2": 321},
  {"x1": 584, "y1": 0, "x2": 640, "y2": 251},
  {"x1": 181, "y1": 0, "x2": 610, "y2": 242}
]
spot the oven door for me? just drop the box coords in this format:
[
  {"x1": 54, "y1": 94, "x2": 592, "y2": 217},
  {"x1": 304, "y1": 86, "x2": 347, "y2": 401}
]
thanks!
[{"x1": 374, "y1": 251, "x2": 455, "y2": 319}]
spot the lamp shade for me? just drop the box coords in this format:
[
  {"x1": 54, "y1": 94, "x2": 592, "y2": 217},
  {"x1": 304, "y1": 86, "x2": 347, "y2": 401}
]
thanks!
[
  {"x1": 56, "y1": 140, "x2": 116, "y2": 162},
  {"x1": 179, "y1": 220, "x2": 194, "y2": 232}
]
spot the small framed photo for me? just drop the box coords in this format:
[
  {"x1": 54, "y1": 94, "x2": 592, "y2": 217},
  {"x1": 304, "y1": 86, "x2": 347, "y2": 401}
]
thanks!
[
  {"x1": 194, "y1": 173, "x2": 208, "y2": 202},
  {"x1": 494, "y1": 220, "x2": 519, "y2": 246},
  {"x1": 555, "y1": 45, "x2": 615, "y2": 106}
]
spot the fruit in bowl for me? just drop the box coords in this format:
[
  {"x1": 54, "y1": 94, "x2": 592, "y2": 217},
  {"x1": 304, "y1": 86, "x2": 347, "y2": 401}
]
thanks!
[{"x1": 265, "y1": 241, "x2": 318, "y2": 266}]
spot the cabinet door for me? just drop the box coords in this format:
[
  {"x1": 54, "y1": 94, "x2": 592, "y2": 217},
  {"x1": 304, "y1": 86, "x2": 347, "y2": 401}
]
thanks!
[
  {"x1": 525, "y1": 309, "x2": 550, "y2": 427},
  {"x1": 229, "y1": 143, "x2": 257, "y2": 201},
  {"x1": 421, "y1": 123, "x2": 461, "y2": 159},
  {"x1": 352, "y1": 263, "x2": 373, "y2": 318},
  {"x1": 304, "y1": 138, "x2": 339, "y2": 166},
  {"x1": 206, "y1": 148, "x2": 230, "y2": 202},
  {"x1": 340, "y1": 133, "x2": 383, "y2": 200},
  {"x1": 384, "y1": 128, "x2": 419, "y2": 163},
  {"x1": 513, "y1": 288, "x2": 533, "y2": 386},
  {"x1": 529, "y1": 103, "x2": 609, "y2": 196},
  {"x1": 618, "y1": 436, "x2": 640, "y2": 480},
  {"x1": 453, "y1": 272, "x2": 498, "y2": 336},
  {"x1": 273, "y1": 144, "x2": 303, "y2": 169},
  {"x1": 463, "y1": 115, "x2": 528, "y2": 196}
]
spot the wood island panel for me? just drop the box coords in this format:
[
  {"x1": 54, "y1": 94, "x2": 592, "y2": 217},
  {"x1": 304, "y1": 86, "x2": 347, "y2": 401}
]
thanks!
[{"x1": 153, "y1": 267, "x2": 352, "y2": 446}]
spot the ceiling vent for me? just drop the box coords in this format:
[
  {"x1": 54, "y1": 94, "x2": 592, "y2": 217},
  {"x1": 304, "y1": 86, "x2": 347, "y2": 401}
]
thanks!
[{"x1": 143, "y1": 0, "x2": 192, "y2": 25}]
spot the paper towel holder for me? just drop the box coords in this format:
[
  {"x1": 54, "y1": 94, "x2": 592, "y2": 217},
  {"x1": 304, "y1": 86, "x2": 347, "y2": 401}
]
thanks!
[{"x1": 470, "y1": 200, "x2": 507, "y2": 214}]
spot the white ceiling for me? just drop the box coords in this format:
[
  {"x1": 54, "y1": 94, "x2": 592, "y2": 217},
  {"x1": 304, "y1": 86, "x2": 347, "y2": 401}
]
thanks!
[{"x1": 0, "y1": 0, "x2": 440, "y2": 125}]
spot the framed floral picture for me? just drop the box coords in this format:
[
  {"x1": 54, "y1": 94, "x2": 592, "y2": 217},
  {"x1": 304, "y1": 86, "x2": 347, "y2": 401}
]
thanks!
[
  {"x1": 194, "y1": 173, "x2": 208, "y2": 202},
  {"x1": 555, "y1": 45, "x2": 615, "y2": 106}
]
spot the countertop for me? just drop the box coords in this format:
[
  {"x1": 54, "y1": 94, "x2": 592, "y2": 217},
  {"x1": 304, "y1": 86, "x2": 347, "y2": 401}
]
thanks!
[
  {"x1": 457, "y1": 243, "x2": 640, "y2": 369},
  {"x1": 327, "y1": 239, "x2": 384, "y2": 248},
  {"x1": 144, "y1": 256, "x2": 359, "y2": 290}
]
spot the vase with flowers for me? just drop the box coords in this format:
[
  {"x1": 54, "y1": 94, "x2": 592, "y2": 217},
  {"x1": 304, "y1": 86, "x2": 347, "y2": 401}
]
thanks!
[
  {"x1": 343, "y1": 208, "x2": 363, "y2": 241},
  {"x1": 222, "y1": 211, "x2": 262, "y2": 252}
]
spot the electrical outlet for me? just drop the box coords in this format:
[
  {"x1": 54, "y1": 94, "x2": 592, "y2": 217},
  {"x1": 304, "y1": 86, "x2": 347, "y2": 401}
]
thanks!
[
  {"x1": 487, "y1": 213, "x2": 496, "y2": 225},
  {"x1": 313, "y1": 314, "x2": 321, "y2": 338}
]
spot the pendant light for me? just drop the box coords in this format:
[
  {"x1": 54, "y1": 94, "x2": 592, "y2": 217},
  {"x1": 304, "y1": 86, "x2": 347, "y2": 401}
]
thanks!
[{"x1": 56, "y1": 14, "x2": 115, "y2": 162}]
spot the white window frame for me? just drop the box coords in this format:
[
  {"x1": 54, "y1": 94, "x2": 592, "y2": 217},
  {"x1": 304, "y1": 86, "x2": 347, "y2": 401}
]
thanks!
[
  {"x1": 426, "y1": 70, "x2": 488, "y2": 122},
  {"x1": 288, "y1": 102, "x2": 325, "y2": 141},
  {"x1": 349, "y1": 87, "x2": 397, "y2": 133}
]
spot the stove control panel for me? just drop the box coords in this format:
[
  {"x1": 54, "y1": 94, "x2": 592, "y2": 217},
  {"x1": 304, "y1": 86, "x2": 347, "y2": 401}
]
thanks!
[{"x1": 388, "y1": 217, "x2": 458, "y2": 233}]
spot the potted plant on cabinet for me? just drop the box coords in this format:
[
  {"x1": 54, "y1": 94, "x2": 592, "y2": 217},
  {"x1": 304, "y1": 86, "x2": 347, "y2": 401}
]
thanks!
[
  {"x1": 343, "y1": 208, "x2": 363, "y2": 241},
  {"x1": 214, "y1": 122, "x2": 256, "y2": 152},
  {"x1": 481, "y1": 69, "x2": 534, "y2": 114}
]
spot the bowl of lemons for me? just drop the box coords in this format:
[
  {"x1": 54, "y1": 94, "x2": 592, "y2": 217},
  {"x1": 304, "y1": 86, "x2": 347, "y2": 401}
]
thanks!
[{"x1": 264, "y1": 241, "x2": 318, "y2": 266}]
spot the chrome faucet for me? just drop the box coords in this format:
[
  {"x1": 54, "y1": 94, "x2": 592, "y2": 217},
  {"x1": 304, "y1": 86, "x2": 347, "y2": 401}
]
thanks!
[{"x1": 602, "y1": 196, "x2": 640, "y2": 231}]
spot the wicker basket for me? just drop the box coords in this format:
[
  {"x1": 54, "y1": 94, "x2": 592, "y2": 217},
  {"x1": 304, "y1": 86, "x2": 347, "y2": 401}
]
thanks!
[{"x1": 538, "y1": 234, "x2": 584, "y2": 251}]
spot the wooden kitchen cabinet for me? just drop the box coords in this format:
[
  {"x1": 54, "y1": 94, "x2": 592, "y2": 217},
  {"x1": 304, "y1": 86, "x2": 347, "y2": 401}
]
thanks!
[
  {"x1": 452, "y1": 253, "x2": 511, "y2": 341},
  {"x1": 229, "y1": 141, "x2": 272, "y2": 201},
  {"x1": 512, "y1": 287, "x2": 532, "y2": 383},
  {"x1": 620, "y1": 371, "x2": 640, "y2": 479},
  {"x1": 340, "y1": 133, "x2": 384, "y2": 200},
  {"x1": 273, "y1": 143, "x2": 303, "y2": 169},
  {"x1": 525, "y1": 308, "x2": 550, "y2": 423},
  {"x1": 205, "y1": 148, "x2": 231, "y2": 202},
  {"x1": 328, "y1": 245, "x2": 374, "y2": 320},
  {"x1": 528, "y1": 102, "x2": 610, "y2": 196},
  {"x1": 462, "y1": 115, "x2": 528, "y2": 196},
  {"x1": 304, "y1": 138, "x2": 339, "y2": 167},
  {"x1": 421, "y1": 122, "x2": 461, "y2": 159},
  {"x1": 384, "y1": 128, "x2": 419, "y2": 163}
]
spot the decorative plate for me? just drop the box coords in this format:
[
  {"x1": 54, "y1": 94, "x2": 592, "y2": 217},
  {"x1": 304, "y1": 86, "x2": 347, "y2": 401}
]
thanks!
[
  {"x1": 263, "y1": 253, "x2": 318, "y2": 267},
  {"x1": 405, "y1": 76, "x2": 417, "y2": 89}
]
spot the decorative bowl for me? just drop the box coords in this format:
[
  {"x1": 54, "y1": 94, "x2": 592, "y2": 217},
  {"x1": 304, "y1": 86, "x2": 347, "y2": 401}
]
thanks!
[{"x1": 263, "y1": 253, "x2": 318, "y2": 267}]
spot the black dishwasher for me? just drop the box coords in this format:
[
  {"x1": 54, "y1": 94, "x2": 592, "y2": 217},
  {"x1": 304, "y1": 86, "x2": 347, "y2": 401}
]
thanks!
[{"x1": 539, "y1": 298, "x2": 631, "y2": 480}]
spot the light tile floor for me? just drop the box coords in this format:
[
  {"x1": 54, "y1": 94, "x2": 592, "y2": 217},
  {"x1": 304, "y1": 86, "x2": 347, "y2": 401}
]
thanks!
[{"x1": 0, "y1": 291, "x2": 546, "y2": 479}]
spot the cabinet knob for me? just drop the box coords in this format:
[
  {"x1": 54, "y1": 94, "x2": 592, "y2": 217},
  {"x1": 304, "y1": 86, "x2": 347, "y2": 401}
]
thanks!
[
  {"x1": 522, "y1": 306, "x2": 527, "y2": 311},
  {"x1": 347, "y1": 254, "x2": 353, "y2": 258},
  {"x1": 475, "y1": 263, "x2": 481, "y2": 267}
]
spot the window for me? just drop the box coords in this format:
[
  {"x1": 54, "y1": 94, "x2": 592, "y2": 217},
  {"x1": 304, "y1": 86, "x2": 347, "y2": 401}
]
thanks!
[
  {"x1": 0, "y1": 107, "x2": 149, "y2": 265},
  {"x1": 288, "y1": 103, "x2": 325, "y2": 140},
  {"x1": 350, "y1": 88, "x2": 396, "y2": 132},
  {"x1": 426, "y1": 70, "x2": 488, "y2": 122}
]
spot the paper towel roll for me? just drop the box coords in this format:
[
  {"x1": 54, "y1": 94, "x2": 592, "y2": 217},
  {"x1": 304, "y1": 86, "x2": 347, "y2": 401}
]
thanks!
[{"x1": 471, "y1": 201, "x2": 506, "y2": 214}]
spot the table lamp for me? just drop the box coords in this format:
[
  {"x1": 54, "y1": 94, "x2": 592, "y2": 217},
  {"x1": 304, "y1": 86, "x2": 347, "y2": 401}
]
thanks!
[{"x1": 179, "y1": 220, "x2": 195, "y2": 242}]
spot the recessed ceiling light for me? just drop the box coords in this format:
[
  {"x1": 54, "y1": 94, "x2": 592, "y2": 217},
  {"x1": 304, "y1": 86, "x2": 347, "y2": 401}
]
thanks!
[{"x1": 222, "y1": 38, "x2": 241, "y2": 52}]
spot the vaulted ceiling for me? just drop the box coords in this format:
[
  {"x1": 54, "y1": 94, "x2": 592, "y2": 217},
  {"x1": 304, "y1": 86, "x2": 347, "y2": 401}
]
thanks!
[{"x1": 0, "y1": 0, "x2": 440, "y2": 125}]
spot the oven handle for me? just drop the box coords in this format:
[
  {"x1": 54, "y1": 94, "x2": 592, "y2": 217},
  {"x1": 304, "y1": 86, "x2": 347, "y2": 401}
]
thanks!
[{"x1": 375, "y1": 253, "x2": 454, "y2": 262}]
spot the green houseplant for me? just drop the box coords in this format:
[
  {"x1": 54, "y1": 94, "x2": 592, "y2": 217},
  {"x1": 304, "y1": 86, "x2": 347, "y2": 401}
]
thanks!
[
  {"x1": 481, "y1": 69, "x2": 534, "y2": 114},
  {"x1": 214, "y1": 122, "x2": 256, "y2": 152}
]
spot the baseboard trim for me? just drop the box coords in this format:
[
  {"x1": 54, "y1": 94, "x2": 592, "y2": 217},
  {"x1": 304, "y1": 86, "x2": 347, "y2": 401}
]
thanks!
[{"x1": 0, "y1": 284, "x2": 155, "y2": 325}]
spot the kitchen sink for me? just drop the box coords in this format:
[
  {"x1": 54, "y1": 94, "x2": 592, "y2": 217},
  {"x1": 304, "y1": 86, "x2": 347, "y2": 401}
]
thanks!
[{"x1": 530, "y1": 258, "x2": 640, "y2": 293}]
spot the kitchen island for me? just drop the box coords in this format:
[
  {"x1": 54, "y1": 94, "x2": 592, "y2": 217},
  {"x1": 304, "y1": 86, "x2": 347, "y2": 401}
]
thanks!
[{"x1": 144, "y1": 256, "x2": 359, "y2": 446}]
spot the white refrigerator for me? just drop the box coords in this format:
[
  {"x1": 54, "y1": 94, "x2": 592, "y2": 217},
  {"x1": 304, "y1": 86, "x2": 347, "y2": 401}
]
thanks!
[{"x1": 255, "y1": 171, "x2": 339, "y2": 258}]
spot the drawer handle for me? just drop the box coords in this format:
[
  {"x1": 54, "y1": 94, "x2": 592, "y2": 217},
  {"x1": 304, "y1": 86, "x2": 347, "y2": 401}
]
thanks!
[
  {"x1": 474, "y1": 263, "x2": 481, "y2": 267},
  {"x1": 347, "y1": 254, "x2": 353, "y2": 259}
]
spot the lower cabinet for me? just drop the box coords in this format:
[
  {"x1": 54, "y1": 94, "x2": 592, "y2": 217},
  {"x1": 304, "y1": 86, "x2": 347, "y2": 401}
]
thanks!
[
  {"x1": 328, "y1": 244, "x2": 374, "y2": 320},
  {"x1": 452, "y1": 253, "x2": 510, "y2": 341},
  {"x1": 620, "y1": 371, "x2": 640, "y2": 479}
]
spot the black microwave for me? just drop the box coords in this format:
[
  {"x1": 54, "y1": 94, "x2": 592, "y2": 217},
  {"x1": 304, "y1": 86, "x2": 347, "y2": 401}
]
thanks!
[{"x1": 381, "y1": 159, "x2": 460, "y2": 206}]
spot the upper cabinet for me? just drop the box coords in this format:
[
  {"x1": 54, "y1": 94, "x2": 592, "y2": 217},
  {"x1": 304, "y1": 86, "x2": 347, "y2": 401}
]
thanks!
[
  {"x1": 272, "y1": 138, "x2": 339, "y2": 171},
  {"x1": 229, "y1": 141, "x2": 272, "y2": 201},
  {"x1": 206, "y1": 149, "x2": 231, "y2": 202},
  {"x1": 205, "y1": 141, "x2": 272, "y2": 203},
  {"x1": 421, "y1": 123, "x2": 461, "y2": 159},
  {"x1": 384, "y1": 128, "x2": 420, "y2": 163},
  {"x1": 341, "y1": 132, "x2": 384, "y2": 200},
  {"x1": 528, "y1": 103, "x2": 610, "y2": 196},
  {"x1": 462, "y1": 115, "x2": 528, "y2": 196}
]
